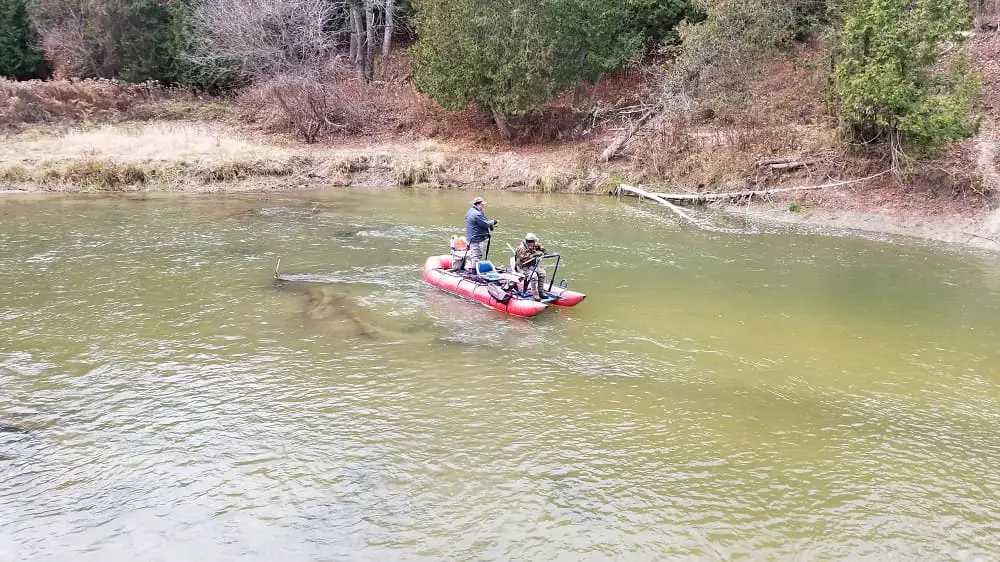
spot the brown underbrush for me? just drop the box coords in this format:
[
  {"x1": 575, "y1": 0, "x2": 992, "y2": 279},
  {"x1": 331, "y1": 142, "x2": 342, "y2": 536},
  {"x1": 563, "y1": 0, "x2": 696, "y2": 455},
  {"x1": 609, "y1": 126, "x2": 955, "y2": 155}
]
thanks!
[
  {"x1": 0, "y1": 78, "x2": 233, "y2": 129},
  {"x1": 627, "y1": 40, "x2": 839, "y2": 191}
]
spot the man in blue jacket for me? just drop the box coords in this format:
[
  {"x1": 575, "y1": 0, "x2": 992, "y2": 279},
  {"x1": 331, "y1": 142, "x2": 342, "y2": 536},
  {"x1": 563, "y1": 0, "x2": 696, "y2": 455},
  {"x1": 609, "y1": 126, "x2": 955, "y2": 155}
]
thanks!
[{"x1": 462, "y1": 196, "x2": 498, "y2": 271}]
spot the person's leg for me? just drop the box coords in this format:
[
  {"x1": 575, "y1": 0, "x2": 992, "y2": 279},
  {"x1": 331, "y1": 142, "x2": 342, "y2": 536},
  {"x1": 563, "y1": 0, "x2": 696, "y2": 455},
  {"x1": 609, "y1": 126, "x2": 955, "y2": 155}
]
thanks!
[
  {"x1": 534, "y1": 266, "x2": 547, "y2": 297},
  {"x1": 451, "y1": 249, "x2": 468, "y2": 271},
  {"x1": 468, "y1": 240, "x2": 484, "y2": 271}
]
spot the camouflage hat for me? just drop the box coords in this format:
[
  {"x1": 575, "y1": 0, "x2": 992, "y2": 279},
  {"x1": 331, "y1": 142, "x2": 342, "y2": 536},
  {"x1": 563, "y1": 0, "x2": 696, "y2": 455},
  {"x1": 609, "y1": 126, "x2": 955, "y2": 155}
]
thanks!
[{"x1": 472, "y1": 197, "x2": 486, "y2": 205}]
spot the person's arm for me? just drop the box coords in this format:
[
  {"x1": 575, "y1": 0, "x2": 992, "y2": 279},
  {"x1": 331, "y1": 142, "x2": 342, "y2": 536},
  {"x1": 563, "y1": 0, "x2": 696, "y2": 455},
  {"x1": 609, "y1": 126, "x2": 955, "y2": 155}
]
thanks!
[
  {"x1": 515, "y1": 247, "x2": 532, "y2": 270},
  {"x1": 474, "y1": 212, "x2": 495, "y2": 230}
]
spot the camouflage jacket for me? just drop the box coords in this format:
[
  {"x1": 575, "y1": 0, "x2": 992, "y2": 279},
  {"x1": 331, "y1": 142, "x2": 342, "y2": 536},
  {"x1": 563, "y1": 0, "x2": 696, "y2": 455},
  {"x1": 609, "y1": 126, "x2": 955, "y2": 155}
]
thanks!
[{"x1": 514, "y1": 240, "x2": 546, "y2": 271}]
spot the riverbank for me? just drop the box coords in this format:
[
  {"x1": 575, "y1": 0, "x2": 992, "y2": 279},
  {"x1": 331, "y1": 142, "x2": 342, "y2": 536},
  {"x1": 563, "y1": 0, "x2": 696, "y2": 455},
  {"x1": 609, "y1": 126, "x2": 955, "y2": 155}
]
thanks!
[
  {"x1": 0, "y1": 120, "x2": 604, "y2": 194},
  {"x1": 2, "y1": 118, "x2": 999, "y2": 253},
  {"x1": 4, "y1": 30, "x2": 999, "y2": 252}
]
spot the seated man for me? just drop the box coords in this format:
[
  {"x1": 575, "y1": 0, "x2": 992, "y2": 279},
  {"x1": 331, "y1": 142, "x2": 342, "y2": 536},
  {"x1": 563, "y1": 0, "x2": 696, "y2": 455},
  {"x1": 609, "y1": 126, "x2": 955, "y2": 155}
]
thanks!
[{"x1": 513, "y1": 232, "x2": 548, "y2": 300}]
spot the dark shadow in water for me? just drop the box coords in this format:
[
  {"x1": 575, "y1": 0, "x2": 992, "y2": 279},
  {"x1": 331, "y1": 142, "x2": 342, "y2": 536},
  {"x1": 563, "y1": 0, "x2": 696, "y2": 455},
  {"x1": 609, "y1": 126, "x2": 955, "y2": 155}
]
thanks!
[
  {"x1": 274, "y1": 266, "x2": 451, "y2": 345},
  {"x1": 0, "y1": 421, "x2": 29, "y2": 434},
  {"x1": 0, "y1": 421, "x2": 32, "y2": 461}
]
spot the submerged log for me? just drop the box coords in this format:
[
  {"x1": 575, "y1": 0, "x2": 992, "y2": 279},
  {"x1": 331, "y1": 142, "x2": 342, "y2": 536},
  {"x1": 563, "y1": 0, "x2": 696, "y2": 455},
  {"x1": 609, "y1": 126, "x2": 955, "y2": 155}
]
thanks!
[{"x1": 1, "y1": 422, "x2": 29, "y2": 433}]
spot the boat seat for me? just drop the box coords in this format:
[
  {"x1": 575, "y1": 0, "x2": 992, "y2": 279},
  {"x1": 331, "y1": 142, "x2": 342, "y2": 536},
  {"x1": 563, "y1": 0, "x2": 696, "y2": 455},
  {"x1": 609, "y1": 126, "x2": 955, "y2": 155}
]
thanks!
[
  {"x1": 509, "y1": 256, "x2": 530, "y2": 291},
  {"x1": 476, "y1": 260, "x2": 502, "y2": 281}
]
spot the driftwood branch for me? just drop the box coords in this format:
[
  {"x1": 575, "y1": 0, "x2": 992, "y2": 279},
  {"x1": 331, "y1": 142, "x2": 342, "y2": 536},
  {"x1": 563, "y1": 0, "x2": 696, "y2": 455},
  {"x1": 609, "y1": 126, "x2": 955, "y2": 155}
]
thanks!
[
  {"x1": 615, "y1": 184, "x2": 704, "y2": 227},
  {"x1": 756, "y1": 156, "x2": 795, "y2": 166},
  {"x1": 598, "y1": 104, "x2": 660, "y2": 163},
  {"x1": 617, "y1": 172, "x2": 890, "y2": 205},
  {"x1": 768, "y1": 161, "x2": 808, "y2": 171},
  {"x1": 755, "y1": 157, "x2": 814, "y2": 171}
]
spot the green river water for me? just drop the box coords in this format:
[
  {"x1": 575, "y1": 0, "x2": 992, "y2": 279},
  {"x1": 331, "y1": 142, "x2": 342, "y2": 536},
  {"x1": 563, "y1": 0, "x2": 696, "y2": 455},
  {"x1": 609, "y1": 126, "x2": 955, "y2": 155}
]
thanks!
[{"x1": 1, "y1": 189, "x2": 999, "y2": 561}]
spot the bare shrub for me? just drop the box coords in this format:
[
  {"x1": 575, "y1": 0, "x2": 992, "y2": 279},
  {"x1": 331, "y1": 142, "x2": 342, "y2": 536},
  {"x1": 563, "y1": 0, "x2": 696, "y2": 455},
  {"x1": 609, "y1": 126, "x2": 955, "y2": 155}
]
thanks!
[
  {"x1": 238, "y1": 71, "x2": 371, "y2": 143},
  {"x1": 630, "y1": 104, "x2": 809, "y2": 188},
  {"x1": 898, "y1": 138, "x2": 995, "y2": 199},
  {"x1": 631, "y1": 111, "x2": 698, "y2": 178},
  {"x1": 971, "y1": 0, "x2": 1000, "y2": 28},
  {"x1": 712, "y1": 110, "x2": 791, "y2": 153},
  {"x1": 37, "y1": 23, "x2": 94, "y2": 78}
]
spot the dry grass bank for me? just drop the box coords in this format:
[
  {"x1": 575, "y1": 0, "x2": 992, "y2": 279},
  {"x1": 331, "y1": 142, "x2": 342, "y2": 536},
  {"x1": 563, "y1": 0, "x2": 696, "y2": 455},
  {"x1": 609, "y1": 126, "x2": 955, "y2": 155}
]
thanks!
[{"x1": 0, "y1": 120, "x2": 606, "y2": 193}]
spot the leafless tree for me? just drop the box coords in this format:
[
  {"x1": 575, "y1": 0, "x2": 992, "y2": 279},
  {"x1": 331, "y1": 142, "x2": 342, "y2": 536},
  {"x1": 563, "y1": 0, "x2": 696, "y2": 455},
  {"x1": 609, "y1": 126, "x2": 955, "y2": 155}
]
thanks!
[
  {"x1": 344, "y1": 0, "x2": 381, "y2": 81},
  {"x1": 191, "y1": 0, "x2": 394, "y2": 83},
  {"x1": 600, "y1": 0, "x2": 801, "y2": 162},
  {"x1": 190, "y1": 0, "x2": 343, "y2": 78},
  {"x1": 189, "y1": 0, "x2": 398, "y2": 142}
]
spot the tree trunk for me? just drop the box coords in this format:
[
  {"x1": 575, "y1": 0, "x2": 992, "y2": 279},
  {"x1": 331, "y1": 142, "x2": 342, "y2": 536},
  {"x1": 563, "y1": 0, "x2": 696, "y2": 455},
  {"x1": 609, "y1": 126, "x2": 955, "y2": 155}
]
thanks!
[
  {"x1": 348, "y1": 9, "x2": 359, "y2": 63},
  {"x1": 382, "y1": 0, "x2": 395, "y2": 57},
  {"x1": 364, "y1": 0, "x2": 377, "y2": 81},
  {"x1": 492, "y1": 110, "x2": 513, "y2": 140},
  {"x1": 348, "y1": 0, "x2": 365, "y2": 79}
]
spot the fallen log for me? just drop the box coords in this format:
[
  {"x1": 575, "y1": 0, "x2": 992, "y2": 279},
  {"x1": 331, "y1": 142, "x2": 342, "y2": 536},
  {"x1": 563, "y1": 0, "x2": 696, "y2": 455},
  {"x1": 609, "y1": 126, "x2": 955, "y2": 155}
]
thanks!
[
  {"x1": 755, "y1": 156, "x2": 795, "y2": 166},
  {"x1": 616, "y1": 172, "x2": 890, "y2": 205},
  {"x1": 614, "y1": 184, "x2": 704, "y2": 227},
  {"x1": 767, "y1": 161, "x2": 808, "y2": 171}
]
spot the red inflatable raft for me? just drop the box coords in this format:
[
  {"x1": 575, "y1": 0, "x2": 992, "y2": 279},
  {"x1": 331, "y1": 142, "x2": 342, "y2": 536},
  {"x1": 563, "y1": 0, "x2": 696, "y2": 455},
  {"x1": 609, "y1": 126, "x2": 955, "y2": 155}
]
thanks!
[{"x1": 423, "y1": 254, "x2": 586, "y2": 317}]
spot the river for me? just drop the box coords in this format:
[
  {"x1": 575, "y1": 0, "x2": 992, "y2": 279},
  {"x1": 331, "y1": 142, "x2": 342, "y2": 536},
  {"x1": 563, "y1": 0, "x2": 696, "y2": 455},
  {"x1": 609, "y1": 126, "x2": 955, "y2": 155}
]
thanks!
[{"x1": 2, "y1": 189, "x2": 999, "y2": 560}]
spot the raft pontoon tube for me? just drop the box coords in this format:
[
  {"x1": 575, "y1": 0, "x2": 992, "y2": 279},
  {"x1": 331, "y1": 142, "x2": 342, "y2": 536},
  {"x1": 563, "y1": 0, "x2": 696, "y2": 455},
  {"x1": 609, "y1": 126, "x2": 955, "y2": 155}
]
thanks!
[{"x1": 423, "y1": 254, "x2": 586, "y2": 317}]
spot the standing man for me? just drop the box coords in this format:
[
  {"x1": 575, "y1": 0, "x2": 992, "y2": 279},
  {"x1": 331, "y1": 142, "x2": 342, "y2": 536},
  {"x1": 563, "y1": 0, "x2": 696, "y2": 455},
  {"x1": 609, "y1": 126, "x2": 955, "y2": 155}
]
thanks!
[
  {"x1": 463, "y1": 196, "x2": 498, "y2": 271},
  {"x1": 514, "y1": 232, "x2": 548, "y2": 300}
]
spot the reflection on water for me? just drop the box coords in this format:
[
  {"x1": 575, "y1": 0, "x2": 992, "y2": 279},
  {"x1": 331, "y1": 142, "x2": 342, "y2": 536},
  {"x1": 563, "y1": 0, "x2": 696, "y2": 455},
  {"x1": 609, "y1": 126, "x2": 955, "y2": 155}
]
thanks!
[{"x1": 1, "y1": 190, "x2": 999, "y2": 560}]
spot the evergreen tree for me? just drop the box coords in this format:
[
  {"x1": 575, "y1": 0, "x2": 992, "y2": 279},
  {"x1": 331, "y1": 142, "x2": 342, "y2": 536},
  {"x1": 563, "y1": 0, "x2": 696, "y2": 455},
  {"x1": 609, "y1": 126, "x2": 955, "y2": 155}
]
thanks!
[
  {"x1": 412, "y1": 0, "x2": 643, "y2": 137},
  {"x1": 627, "y1": 0, "x2": 695, "y2": 48},
  {"x1": 0, "y1": 0, "x2": 46, "y2": 78},
  {"x1": 833, "y1": 0, "x2": 979, "y2": 154}
]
